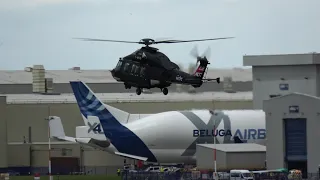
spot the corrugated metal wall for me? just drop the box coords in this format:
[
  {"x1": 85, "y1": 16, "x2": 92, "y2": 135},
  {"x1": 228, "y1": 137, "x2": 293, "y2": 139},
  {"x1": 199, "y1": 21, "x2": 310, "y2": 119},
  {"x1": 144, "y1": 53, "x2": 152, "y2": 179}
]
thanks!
[
  {"x1": 6, "y1": 101, "x2": 252, "y2": 143},
  {"x1": 196, "y1": 146, "x2": 226, "y2": 170},
  {"x1": 0, "y1": 82, "x2": 253, "y2": 94},
  {"x1": 5, "y1": 100, "x2": 252, "y2": 168},
  {"x1": 252, "y1": 65, "x2": 318, "y2": 109},
  {"x1": 226, "y1": 152, "x2": 265, "y2": 170},
  {"x1": 0, "y1": 96, "x2": 8, "y2": 168}
]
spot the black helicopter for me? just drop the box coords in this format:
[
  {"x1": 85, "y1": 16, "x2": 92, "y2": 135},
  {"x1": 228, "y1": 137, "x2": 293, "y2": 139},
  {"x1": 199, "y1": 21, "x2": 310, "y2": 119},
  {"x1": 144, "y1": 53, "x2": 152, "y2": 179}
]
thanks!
[{"x1": 76, "y1": 37, "x2": 234, "y2": 95}]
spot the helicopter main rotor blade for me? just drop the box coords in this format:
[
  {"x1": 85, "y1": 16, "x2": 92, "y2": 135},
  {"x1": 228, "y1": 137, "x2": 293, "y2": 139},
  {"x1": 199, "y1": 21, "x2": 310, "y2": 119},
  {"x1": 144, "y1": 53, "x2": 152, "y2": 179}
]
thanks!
[
  {"x1": 155, "y1": 37, "x2": 234, "y2": 44},
  {"x1": 190, "y1": 45, "x2": 199, "y2": 59},
  {"x1": 73, "y1": 38, "x2": 140, "y2": 44},
  {"x1": 154, "y1": 37, "x2": 174, "y2": 42}
]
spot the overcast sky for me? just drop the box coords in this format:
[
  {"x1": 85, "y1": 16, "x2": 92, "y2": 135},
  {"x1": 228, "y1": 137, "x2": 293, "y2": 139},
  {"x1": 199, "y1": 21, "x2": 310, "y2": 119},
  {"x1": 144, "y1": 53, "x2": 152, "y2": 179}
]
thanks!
[{"x1": 0, "y1": 0, "x2": 319, "y2": 70}]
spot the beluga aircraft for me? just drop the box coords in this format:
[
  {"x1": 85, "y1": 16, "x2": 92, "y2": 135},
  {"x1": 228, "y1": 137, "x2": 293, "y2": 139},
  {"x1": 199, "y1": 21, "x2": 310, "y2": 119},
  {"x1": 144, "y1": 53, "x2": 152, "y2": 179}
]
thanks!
[{"x1": 49, "y1": 81, "x2": 266, "y2": 164}]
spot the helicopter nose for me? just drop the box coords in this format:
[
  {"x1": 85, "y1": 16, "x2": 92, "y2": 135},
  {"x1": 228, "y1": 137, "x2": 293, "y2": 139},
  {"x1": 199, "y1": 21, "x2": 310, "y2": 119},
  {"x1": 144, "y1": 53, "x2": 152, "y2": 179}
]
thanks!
[{"x1": 110, "y1": 69, "x2": 115, "y2": 76}]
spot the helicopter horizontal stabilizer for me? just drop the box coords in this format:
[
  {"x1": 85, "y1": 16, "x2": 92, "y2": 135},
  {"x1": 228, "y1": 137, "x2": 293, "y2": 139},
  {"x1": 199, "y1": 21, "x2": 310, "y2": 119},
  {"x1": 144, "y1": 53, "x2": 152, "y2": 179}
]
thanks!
[{"x1": 202, "y1": 78, "x2": 220, "y2": 84}]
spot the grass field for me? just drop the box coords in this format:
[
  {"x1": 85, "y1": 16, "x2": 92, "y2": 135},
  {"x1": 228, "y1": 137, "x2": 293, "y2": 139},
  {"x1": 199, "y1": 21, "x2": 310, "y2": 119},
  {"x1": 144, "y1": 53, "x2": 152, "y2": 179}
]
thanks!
[{"x1": 9, "y1": 175, "x2": 121, "y2": 180}]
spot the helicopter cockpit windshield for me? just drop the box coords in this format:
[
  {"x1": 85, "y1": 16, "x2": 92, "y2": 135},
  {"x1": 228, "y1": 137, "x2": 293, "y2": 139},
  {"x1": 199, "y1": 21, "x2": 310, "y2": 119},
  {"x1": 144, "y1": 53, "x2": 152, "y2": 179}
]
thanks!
[{"x1": 115, "y1": 60, "x2": 123, "y2": 71}]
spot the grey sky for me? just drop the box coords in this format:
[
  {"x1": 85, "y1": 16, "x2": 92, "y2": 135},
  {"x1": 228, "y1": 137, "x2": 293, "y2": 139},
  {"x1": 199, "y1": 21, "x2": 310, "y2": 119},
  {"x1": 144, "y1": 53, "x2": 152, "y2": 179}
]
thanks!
[{"x1": 0, "y1": 0, "x2": 319, "y2": 70}]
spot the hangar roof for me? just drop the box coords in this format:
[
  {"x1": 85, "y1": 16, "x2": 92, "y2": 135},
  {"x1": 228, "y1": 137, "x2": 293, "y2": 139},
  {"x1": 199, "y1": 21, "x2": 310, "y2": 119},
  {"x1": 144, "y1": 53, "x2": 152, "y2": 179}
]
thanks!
[
  {"x1": 264, "y1": 92, "x2": 320, "y2": 101},
  {"x1": 0, "y1": 68, "x2": 252, "y2": 84},
  {"x1": 4, "y1": 91, "x2": 253, "y2": 104},
  {"x1": 197, "y1": 143, "x2": 266, "y2": 152},
  {"x1": 243, "y1": 53, "x2": 320, "y2": 66}
]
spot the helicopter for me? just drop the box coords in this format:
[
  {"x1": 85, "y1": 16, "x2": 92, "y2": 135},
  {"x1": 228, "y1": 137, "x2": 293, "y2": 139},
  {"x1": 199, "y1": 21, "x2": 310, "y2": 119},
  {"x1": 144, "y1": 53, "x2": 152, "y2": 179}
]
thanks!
[{"x1": 75, "y1": 37, "x2": 234, "y2": 95}]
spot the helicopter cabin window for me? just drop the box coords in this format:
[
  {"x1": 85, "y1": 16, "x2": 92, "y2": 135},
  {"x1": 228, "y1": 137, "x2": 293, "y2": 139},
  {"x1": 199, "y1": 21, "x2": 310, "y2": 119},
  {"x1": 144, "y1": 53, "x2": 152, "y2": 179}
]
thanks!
[
  {"x1": 130, "y1": 63, "x2": 142, "y2": 76},
  {"x1": 123, "y1": 62, "x2": 131, "y2": 73},
  {"x1": 131, "y1": 64, "x2": 137, "y2": 74},
  {"x1": 135, "y1": 65, "x2": 140, "y2": 75},
  {"x1": 140, "y1": 67, "x2": 145, "y2": 76}
]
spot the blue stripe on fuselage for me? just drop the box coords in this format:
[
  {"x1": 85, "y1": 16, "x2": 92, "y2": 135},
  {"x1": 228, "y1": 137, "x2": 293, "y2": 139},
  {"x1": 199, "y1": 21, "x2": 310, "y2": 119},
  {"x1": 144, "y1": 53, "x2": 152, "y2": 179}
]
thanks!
[{"x1": 70, "y1": 81, "x2": 157, "y2": 162}]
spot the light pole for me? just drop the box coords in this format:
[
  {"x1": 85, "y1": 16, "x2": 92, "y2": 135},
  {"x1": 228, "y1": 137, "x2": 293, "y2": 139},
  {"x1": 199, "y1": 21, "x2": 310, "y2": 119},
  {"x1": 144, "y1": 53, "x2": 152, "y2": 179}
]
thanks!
[
  {"x1": 45, "y1": 117, "x2": 53, "y2": 180},
  {"x1": 209, "y1": 110, "x2": 218, "y2": 180}
]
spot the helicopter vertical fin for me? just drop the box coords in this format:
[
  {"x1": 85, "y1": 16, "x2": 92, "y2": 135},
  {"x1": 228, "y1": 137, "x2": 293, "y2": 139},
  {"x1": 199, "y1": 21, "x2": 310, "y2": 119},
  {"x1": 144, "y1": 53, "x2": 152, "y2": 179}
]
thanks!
[{"x1": 193, "y1": 61, "x2": 209, "y2": 79}]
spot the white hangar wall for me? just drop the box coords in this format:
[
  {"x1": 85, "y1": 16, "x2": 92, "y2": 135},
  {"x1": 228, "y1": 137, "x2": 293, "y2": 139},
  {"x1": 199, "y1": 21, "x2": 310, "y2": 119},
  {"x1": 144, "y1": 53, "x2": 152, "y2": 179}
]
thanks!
[
  {"x1": 0, "y1": 96, "x2": 8, "y2": 168},
  {"x1": 263, "y1": 93, "x2": 320, "y2": 174},
  {"x1": 196, "y1": 144, "x2": 266, "y2": 171},
  {"x1": 244, "y1": 53, "x2": 320, "y2": 109}
]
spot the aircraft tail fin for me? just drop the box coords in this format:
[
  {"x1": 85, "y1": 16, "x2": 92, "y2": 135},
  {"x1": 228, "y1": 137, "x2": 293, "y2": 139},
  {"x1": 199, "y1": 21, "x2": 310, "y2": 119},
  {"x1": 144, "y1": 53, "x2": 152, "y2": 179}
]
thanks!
[
  {"x1": 233, "y1": 136, "x2": 247, "y2": 143},
  {"x1": 48, "y1": 116, "x2": 76, "y2": 142},
  {"x1": 48, "y1": 116, "x2": 66, "y2": 138},
  {"x1": 70, "y1": 81, "x2": 130, "y2": 125},
  {"x1": 192, "y1": 58, "x2": 220, "y2": 84},
  {"x1": 70, "y1": 81, "x2": 158, "y2": 162}
]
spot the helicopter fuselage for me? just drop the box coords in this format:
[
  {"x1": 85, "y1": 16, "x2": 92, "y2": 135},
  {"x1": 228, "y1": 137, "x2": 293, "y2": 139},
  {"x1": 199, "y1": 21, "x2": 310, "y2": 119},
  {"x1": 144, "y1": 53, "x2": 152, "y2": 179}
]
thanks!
[
  {"x1": 110, "y1": 58, "x2": 205, "y2": 91},
  {"x1": 76, "y1": 37, "x2": 226, "y2": 95},
  {"x1": 109, "y1": 46, "x2": 217, "y2": 95},
  {"x1": 110, "y1": 59, "x2": 171, "y2": 89}
]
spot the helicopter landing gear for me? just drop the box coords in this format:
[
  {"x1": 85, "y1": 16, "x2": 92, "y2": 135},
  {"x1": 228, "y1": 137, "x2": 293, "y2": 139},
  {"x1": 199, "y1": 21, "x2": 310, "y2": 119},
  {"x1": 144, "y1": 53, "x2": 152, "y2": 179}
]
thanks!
[
  {"x1": 162, "y1": 88, "x2": 168, "y2": 95},
  {"x1": 136, "y1": 88, "x2": 142, "y2": 95},
  {"x1": 124, "y1": 84, "x2": 131, "y2": 89}
]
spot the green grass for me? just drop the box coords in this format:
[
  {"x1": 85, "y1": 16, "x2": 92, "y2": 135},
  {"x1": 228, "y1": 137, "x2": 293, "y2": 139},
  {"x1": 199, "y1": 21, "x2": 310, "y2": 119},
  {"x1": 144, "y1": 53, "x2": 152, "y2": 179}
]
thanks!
[{"x1": 10, "y1": 175, "x2": 121, "y2": 180}]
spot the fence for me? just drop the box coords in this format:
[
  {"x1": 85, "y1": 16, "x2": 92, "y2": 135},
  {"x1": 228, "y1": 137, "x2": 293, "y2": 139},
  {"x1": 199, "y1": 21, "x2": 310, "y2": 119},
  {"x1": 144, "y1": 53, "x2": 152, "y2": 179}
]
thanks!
[
  {"x1": 2, "y1": 167, "x2": 320, "y2": 180},
  {"x1": 120, "y1": 171, "x2": 320, "y2": 180},
  {"x1": 0, "y1": 166, "x2": 121, "y2": 176}
]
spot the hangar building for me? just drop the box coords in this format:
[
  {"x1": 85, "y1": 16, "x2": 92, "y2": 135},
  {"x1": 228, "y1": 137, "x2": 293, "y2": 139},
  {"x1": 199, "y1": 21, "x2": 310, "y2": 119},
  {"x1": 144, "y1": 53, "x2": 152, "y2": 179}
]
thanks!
[
  {"x1": 264, "y1": 93, "x2": 320, "y2": 174},
  {"x1": 0, "y1": 66, "x2": 253, "y2": 174},
  {"x1": 0, "y1": 92, "x2": 252, "y2": 173},
  {"x1": 196, "y1": 144, "x2": 266, "y2": 171},
  {"x1": 244, "y1": 53, "x2": 320, "y2": 109},
  {"x1": 243, "y1": 52, "x2": 320, "y2": 175}
]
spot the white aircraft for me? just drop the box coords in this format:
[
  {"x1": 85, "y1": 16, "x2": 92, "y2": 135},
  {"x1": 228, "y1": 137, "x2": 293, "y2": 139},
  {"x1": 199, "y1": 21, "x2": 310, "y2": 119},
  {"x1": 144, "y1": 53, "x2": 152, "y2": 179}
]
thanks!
[{"x1": 49, "y1": 81, "x2": 266, "y2": 164}]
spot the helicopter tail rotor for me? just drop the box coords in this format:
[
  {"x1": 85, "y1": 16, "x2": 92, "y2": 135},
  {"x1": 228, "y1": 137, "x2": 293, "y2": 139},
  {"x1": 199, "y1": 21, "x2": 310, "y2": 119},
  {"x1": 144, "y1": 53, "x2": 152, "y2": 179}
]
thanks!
[
  {"x1": 190, "y1": 45, "x2": 211, "y2": 63},
  {"x1": 189, "y1": 45, "x2": 220, "y2": 84}
]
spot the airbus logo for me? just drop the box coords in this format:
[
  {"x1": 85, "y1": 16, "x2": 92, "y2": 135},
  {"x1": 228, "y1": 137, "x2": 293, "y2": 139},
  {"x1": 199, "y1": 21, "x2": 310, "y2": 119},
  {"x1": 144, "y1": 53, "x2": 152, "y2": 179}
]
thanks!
[{"x1": 88, "y1": 122, "x2": 104, "y2": 134}]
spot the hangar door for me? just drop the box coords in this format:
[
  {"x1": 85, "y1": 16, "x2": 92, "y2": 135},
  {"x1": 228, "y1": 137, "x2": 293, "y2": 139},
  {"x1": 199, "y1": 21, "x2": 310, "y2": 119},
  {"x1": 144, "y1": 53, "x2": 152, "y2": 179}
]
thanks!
[
  {"x1": 284, "y1": 118, "x2": 307, "y2": 161},
  {"x1": 284, "y1": 118, "x2": 307, "y2": 177},
  {"x1": 51, "y1": 157, "x2": 80, "y2": 175}
]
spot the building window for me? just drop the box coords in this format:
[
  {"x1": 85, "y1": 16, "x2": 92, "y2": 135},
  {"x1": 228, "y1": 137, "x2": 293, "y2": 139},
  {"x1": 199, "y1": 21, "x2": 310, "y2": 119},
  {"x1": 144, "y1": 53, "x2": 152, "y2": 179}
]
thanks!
[{"x1": 269, "y1": 94, "x2": 281, "y2": 98}]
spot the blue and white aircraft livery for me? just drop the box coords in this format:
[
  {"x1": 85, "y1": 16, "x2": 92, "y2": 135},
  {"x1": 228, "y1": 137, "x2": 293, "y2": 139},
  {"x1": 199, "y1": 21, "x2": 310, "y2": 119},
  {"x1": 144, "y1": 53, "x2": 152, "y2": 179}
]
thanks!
[{"x1": 49, "y1": 81, "x2": 266, "y2": 164}]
